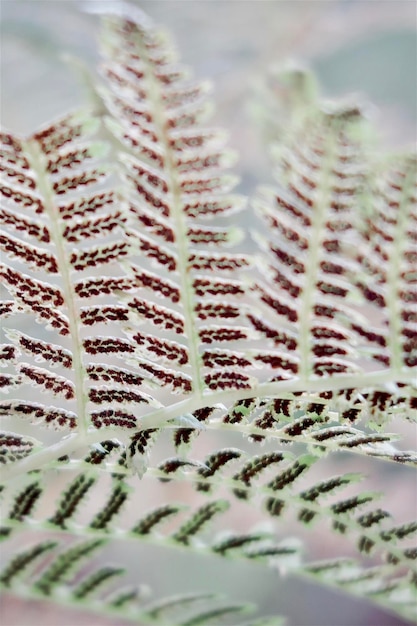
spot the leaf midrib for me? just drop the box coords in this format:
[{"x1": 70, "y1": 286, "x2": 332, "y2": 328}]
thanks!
[
  {"x1": 132, "y1": 36, "x2": 204, "y2": 398},
  {"x1": 2, "y1": 367, "x2": 414, "y2": 483},
  {"x1": 25, "y1": 140, "x2": 89, "y2": 440}
]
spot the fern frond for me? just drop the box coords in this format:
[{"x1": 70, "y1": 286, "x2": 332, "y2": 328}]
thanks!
[
  {"x1": 2, "y1": 536, "x2": 256, "y2": 625},
  {"x1": 1, "y1": 4, "x2": 416, "y2": 625},
  {"x1": 97, "y1": 8, "x2": 253, "y2": 406},
  {"x1": 357, "y1": 154, "x2": 417, "y2": 373},
  {"x1": 251, "y1": 99, "x2": 415, "y2": 390},
  {"x1": 2, "y1": 420, "x2": 415, "y2": 615}
]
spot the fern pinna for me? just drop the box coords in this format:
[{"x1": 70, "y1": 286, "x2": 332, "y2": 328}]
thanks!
[{"x1": 0, "y1": 4, "x2": 416, "y2": 625}]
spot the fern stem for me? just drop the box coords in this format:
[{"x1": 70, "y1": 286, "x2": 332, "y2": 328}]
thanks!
[
  {"x1": 2, "y1": 368, "x2": 413, "y2": 483},
  {"x1": 136, "y1": 36, "x2": 203, "y2": 398},
  {"x1": 25, "y1": 140, "x2": 89, "y2": 440},
  {"x1": 2, "y1": 498, "x2": 403, "y2": 569},
  {"x1": 297, "y1": 128, "x2": 335, "y2": 382},
  {"x1": 385, "y1": 159, "x2": 415, "y2": 373},
  {"x1": 1, "y1": 433, "x2": 81, "y2": 482}
]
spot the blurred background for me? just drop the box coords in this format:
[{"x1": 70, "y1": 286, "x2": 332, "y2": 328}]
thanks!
[
  {"x1": 1, "y1": 1, "x2": 416, "y2": 625},
  {"x1": 1, "y1": 0, "x2": 416, "y2": 189}
]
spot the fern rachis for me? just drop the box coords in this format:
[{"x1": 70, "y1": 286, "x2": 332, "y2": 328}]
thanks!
[{"x1": 0, "y1": 4, "x2": 416, "y2": 625}]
